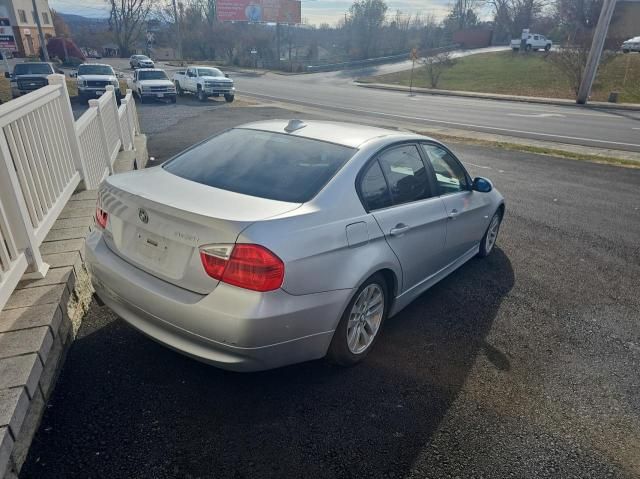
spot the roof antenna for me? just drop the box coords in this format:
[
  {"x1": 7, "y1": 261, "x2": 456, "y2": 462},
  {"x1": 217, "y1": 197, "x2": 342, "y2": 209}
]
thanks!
[{"x1": 284, "y1": 120, "x2": 306, "y2": 133}]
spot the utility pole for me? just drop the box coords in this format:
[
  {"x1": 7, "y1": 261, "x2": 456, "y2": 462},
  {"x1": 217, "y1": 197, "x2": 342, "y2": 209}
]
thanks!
[
  {"x1": 172, "y1": 0, "x2": 183, "y2": 62},
  {"x1": 276, "y1": 23, "x2": 281, "y2": 69},
  {"x1": 576, "y1": 0, "x2": 617, "y2": 104},
  {"x1": 32, "y1": 0, "x2": 49, "y2": 62}
]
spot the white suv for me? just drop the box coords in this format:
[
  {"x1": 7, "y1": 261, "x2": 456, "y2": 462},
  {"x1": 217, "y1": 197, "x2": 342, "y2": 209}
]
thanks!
[{"x1": 622, "y1": 37, "x2": 640, "y2": 53}]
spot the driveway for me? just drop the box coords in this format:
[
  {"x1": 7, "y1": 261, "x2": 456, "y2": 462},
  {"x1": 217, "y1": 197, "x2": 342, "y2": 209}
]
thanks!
[{"x1": 20, "y1": 105, "x2": 640, "y2": 479}]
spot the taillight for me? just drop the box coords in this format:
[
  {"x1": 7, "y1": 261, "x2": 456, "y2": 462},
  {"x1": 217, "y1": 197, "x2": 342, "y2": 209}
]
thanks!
[
  {"x1": 96, "y1": 206, "x2": 108, "y2": 229},
  {"x1": 200, "y1": 244, "x2": 284, "y2": 292}
]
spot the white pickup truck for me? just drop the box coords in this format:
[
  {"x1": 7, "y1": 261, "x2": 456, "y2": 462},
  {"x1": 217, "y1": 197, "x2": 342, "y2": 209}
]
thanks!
[
  {"x1": 173, "y1": 66, "x2": 235, "y2": 102},
  {"x1": 128, "y1": 68, "x2": 177, "y2": 104},
  {"x1": 511, "y1": 34, "x2": 552, "y2": 51}
]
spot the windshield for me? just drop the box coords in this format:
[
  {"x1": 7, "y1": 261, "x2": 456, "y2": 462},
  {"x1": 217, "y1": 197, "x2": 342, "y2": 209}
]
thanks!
[
  {"x1": 163, "y1": 128, "x2": 355, "y2": 203},
  {"x1": 197, "y1": 68, "x2": 223, "y2": 77},
  {"x1": 138, "y1": 71, "x2": 168, "y2": 81},
  {"x1": 78, "y1": 65, "x2": 114, "y2": 76},
  {"x1": 14, "y1": 63, "x2": 53, "y2": 75},
  {"x1": 134, "y1": 55, "x2": 150, "y2": 60}
]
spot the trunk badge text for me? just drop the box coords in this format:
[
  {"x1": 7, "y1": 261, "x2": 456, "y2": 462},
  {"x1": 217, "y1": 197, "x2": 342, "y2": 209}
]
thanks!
[{"x1": 138, "y1": 208, "x2": 149, "y2": 224}]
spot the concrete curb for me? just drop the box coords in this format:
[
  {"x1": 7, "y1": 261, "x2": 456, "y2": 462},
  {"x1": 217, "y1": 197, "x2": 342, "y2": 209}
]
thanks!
[
  {"x1": 0, "y1": 136, "x2": 148, "y2": 479},
  {"x1": 355, "y1": 82, "x2": 640, "y2": 111}
]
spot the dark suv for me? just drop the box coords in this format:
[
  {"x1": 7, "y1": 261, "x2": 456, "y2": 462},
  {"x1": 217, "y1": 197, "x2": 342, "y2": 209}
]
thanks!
[{"x1": 5, "y1": 63, "x2": 56, "y2": 98}]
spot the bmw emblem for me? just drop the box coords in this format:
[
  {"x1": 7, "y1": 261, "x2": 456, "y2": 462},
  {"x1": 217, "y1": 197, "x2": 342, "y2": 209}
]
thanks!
[{"x1": 138, "y1": 208, "x2": 149, "y2": 224}]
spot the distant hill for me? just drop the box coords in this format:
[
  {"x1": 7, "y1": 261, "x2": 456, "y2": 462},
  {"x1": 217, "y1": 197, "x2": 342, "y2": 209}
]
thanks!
[{"x1": 58, "y1": 13, "x2": 109, "y2": 28}]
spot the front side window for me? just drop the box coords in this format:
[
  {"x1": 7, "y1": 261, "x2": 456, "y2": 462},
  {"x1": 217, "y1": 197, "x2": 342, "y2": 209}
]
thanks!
[
  {"x1": 163, "y1": 128, "x2": 355, "y2": 203},
  {"x1": 360, "y1": 161, "x2": 392, "y2": 211},
  {"x1": 377, "y1": 145, "x2": 431, "y2": 205},
  {"x1": 422, "y1": 144, "x2": 469, "y2": 195},
  {"x1": 197, "y1": 68, "x2": 223, "y2": 77}
]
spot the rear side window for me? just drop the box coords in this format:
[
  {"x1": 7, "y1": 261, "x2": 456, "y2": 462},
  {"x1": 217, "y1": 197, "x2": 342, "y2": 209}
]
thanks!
[
  {"x1": 163, "y1": 128, "x2": 355, "y2": 203},
  {"x1": 360, "y1": 161, "x2": 392, "y2": 211},
  {"x1": 377, "y1": 145, "x2": 432, "y2": 205}
]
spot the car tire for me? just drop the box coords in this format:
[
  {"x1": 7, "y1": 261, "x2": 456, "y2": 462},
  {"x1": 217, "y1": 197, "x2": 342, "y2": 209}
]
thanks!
[
  {"x1": 512, "y1": 47, "x2": 518, "y2": 52},
  {"x1": 171, "y1": 95, "x2": 177, "y2": 104},
  {"x1": 139, "y1": 94, "x2": 145, "y2": 104},
  {"x1": 525, "y1": 44, "x2": 532, "y2": 51},
  {"x1": 197, "y1": 88, "x2": 207, "y2": 102},
  {"x1": 224, "y1": 94, "x2": 234, "y2": 103},
  {"x1": 327, "y1": 273, "x2": 389, "y2": 367},
  {"x1": 176, "y1": 82, "x2": 184, "y2": 96},
  {"x1": 545, "y1": 44, "x2": 551, "y2": 51},
  {"x1": 622, "y1": 49, "x2": 630, "y2": 54},
  {"x1": 477, "y1": 210, "x2": 502, "y2": 258}
]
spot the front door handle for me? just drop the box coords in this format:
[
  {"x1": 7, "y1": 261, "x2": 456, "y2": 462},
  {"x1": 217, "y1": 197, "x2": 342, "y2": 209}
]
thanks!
[
  {"x1": 390, "y1": 224, "x2": 411, "y2": 236},
  {"x1": 448, "y1": 208, "x2": 460, "y2": 219}
]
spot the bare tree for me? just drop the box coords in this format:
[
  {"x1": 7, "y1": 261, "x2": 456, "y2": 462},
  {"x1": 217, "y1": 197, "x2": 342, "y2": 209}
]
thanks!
[
  {"x1": 545, "y1": 33, "x2": 614, "y2": 96},
  {"x1": 348, "y1": 0, "x2": 388, "y2": 59},
  {"x1": 106, "y1": 0, "x2": 155, "y2": 56},
  {"x1": 421, "y1": 50, "x2": 456, "y2": 88}
]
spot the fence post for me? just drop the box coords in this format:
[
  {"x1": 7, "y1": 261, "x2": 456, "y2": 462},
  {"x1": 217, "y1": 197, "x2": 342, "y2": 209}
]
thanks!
[
  {"x1": 120, "y1": 96, "x2": 134, "y2": 150},
  {"x1": 0, "y1": 133, "x2": 49, "y2": 278},
  {"x1": 88, "y1": 99, "x2": 114, "y2": 174},
  {"x1": 47, "y1": 74, "x2": 90, "y2": 190},
  {"x1": 106, "y1": 85, "x2": 125, "y2": 151}
]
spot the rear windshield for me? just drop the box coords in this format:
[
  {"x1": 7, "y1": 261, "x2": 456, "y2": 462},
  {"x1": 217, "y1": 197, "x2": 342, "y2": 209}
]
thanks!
[
  {"x1": 163, "y1": 128, "x2": 355, "y2": 203},
  {"x1": 14, "y1": 63, "x2": 53, "y2": 75}
]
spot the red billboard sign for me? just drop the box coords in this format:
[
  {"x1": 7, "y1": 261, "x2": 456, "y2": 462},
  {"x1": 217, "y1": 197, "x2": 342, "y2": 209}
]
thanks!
[{"x1": 217, "y1": 0, "x2": 301, "y2": 23}]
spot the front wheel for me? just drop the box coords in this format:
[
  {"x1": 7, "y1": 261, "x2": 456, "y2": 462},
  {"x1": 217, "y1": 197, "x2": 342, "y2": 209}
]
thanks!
[
  {"x1": 197, "y1": 88, "x2": 207, "y2": 102},
  {"x1": 544, "y1": 44, "x2": 551, "y2": 51},
  {"x1": 327, "y1": 274, "x2": 388, "y2": 367},
  {"x1": 224, "y1": 94, "x2": 234, "y2": 103},
  {"x1": 176, "y1": 81, "x2": 184, "y2": 96},
  {"x1": 477, "y1": 210, "x2": 502, "y2": 258},
  {"x1": 525, "y1": 44, "x2": 532, "y2": 51}
]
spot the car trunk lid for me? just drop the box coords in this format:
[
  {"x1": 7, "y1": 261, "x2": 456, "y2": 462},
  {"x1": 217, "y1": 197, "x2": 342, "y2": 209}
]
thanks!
[{"x1": 99, "y1": 167, "x2": 301, "y2": 294}]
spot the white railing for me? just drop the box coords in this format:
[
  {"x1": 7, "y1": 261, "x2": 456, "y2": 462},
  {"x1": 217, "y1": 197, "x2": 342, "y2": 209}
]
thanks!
[{"x1": 0, "y1": 75, "x2": 142, "y2": 310}]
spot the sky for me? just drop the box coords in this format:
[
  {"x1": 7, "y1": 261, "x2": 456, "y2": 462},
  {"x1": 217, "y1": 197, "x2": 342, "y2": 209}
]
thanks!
[{"x1": 49, "y1": 0, "x2": 453, "y2": 26}]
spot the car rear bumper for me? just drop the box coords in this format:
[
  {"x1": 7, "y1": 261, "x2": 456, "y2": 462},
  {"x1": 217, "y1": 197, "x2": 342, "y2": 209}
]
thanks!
[{"x1": 85, "y1": 230, "x2": 350, "y2": 371}]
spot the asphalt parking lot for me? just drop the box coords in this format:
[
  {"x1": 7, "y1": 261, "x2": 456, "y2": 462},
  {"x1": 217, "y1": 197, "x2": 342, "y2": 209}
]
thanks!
[{"x1": 20, "y1": 103, "x2": 640, "y2": 479}]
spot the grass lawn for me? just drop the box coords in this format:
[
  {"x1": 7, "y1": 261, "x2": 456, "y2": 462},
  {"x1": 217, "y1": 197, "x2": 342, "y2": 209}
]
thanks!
[{"x1": 368, "y1": 51, "x2": 640, "y2": 103}]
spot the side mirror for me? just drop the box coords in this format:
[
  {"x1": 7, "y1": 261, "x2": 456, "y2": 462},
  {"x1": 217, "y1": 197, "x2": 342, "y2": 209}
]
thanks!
[
  {"x1": 56, "y1": 70, "x2": 64, "y2": 74},
  {"x1": 472, "y1": 177, "x2": 493, "y2": 193},
  {"x1": 4, "y1": 71, "x2": 10, "y2": 79},
  {"x1": 70, "y1": 72, "x2": 77, "y2": 78},
  {"x1": 117, "y1": 72, "x2": 124, "y2": 78}
]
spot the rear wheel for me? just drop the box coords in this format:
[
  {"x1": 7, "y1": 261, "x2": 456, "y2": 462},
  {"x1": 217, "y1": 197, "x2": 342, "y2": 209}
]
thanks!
[
  {"x1": 327, "y1": 274, "x2": 388, "y2": 366},
  {"x1": 477, "y1": 210, "x2": 502, "y2": 258}
]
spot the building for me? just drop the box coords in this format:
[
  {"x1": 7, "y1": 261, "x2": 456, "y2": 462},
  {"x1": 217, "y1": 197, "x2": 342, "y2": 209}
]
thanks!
[{"x1": 0, "y1": 0, "x2": 55, "y2": 56}]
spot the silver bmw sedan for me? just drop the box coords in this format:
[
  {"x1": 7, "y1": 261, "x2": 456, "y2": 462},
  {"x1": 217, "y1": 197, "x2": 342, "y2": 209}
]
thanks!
[{"x1": 86, "y1": 120, "x2": 505, "y2": 371}]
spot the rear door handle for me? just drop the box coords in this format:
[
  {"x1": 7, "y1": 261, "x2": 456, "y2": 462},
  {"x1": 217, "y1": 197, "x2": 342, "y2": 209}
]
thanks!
[{"x1": 390, "y1": 224, "x2": 411, "y2": 236}]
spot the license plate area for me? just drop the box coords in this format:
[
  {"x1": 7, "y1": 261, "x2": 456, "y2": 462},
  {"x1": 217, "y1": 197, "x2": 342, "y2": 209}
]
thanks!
[
  {"x1": 135, "y1": 229, "x2": 169, "y2": 267},
  {"x1": 156, "y1": 93, "x2": 164, "y2": 98}
]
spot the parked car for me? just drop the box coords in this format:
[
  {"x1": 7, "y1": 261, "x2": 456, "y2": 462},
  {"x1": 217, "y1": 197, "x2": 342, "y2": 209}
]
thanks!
[
  {"x1": 86, "y1": 120, "x2": 505, "y2": 372},
  {"x1": 5, "y1": 62, "x2": 57, "y2": 98},
  {"x1": 622, "y1": 36, "x2": 640, "y2": 53},
  {"x1": 130, "y1": 54, "x2": 154, "y2": 69},
  {"x1": 74, "y1": 63, "x2": 121, "y2": 102},
  {"x1": 511, "y1": 34, "x2": 552, "y2": 51},
  {"x1": 128, "y1": 68, "x2": 176, "y2": 103},
  {"x1": 173, "y1": 66, "x2": 235, "y2": 102}
]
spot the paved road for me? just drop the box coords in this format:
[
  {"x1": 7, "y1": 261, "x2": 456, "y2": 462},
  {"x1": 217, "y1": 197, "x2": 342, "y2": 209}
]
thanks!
[{"x1": 20, "y1": 105, "x2": 640, "y2": 479}]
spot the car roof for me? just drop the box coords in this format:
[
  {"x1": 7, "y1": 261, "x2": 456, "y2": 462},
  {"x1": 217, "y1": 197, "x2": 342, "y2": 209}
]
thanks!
[
  {"x1": 137, "y1": 68, "x2": 164, "y2": 72},
  {"x1": 239, "y1": 120, "x2": 428, "y2": 149},
  {"x1": 190, "y1": 65, "x2": 222, "y2": 70},
  {"x1": 79, "y1": 63, "x2": 112, "y2": 68}
]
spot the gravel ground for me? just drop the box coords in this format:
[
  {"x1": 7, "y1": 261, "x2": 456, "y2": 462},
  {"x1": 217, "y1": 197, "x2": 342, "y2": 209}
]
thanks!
[{"x1": 20, "y1": 105, "x2": 640, "y2": 479}]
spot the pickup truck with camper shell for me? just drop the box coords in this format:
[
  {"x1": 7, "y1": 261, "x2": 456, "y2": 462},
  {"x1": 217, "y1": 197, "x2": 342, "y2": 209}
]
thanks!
[{"x1": 511, "y1": 34, "x2": 552, "y2": 51}]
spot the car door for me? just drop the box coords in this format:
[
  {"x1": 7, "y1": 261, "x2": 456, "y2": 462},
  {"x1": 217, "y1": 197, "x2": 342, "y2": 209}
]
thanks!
[
  {"x1": 186, "y1": 68, "x2": 196, "y2": 91},
  {"x1": 421, "y1": 143, "x2": 494, "y2": 262},
  {"x1": 359, "y1": 144, "x2": 448, "y2": 293}
]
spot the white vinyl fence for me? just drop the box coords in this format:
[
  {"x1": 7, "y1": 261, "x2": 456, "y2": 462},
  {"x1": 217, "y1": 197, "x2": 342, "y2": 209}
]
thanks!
[{"x1": 0, "y1": 74, "x2": 141, "y2": 310}]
